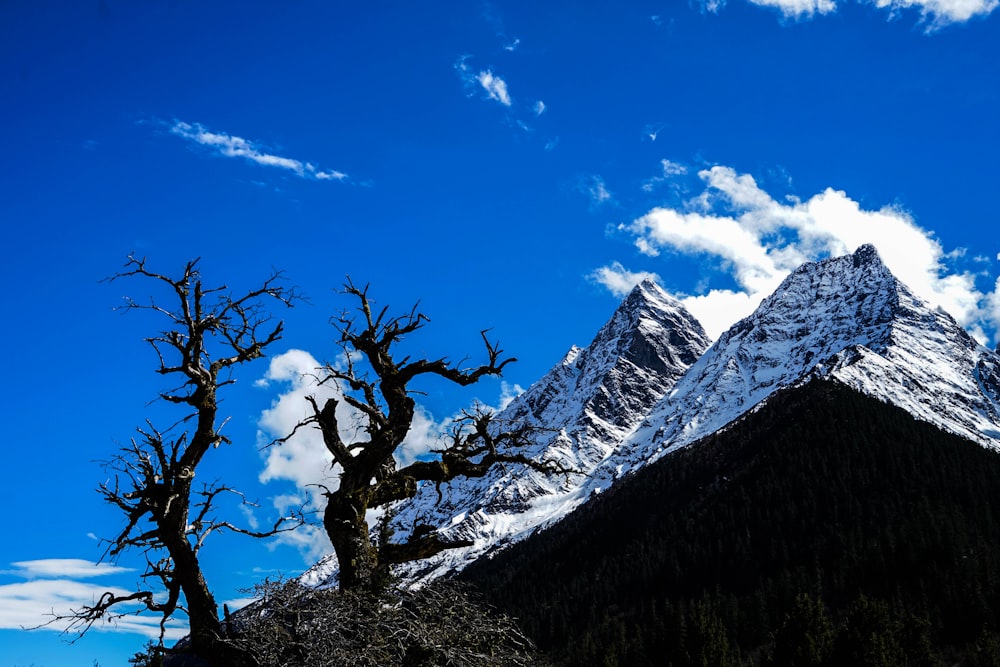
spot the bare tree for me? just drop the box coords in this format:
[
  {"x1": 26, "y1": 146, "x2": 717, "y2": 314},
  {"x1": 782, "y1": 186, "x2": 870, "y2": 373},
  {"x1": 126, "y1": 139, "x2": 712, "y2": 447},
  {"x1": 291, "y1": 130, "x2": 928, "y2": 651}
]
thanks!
[
  {"x1": 59, "y1": 255, "x2": 303, "y2": 664},
  {"x1": 223, "y1": 576, "x2": 551, "y2": 666},
  {"x1": 277, "y1": 281, "x2": 571, "y2": 592}
]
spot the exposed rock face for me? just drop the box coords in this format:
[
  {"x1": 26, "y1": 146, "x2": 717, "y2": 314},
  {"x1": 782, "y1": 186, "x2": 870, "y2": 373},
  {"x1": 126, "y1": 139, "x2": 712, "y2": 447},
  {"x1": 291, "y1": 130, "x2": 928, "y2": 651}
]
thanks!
[
  {"x1": 385, "y1": 280, "x2": 712, "y2": 581},
  {"x1": 626, "y1": 244, "x2": 1000, "y2": 465},
  {"x1": 303, "y1": 246, "x2": 1000, "y2": 587}
]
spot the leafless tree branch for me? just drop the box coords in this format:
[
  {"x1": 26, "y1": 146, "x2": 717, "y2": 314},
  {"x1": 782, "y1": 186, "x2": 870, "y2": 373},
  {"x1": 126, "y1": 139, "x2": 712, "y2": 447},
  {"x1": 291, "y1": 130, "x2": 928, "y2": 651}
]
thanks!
[{"x1": 60, "y1": 255, "x2": 303, "y2": 662}]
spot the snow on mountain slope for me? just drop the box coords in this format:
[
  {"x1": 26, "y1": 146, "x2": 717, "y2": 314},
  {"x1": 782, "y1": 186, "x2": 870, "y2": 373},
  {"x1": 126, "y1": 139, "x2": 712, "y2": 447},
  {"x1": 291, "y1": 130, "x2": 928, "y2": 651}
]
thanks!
[
  {"x1": 624, "y1": 244, "x2": 1000, "y2": 467},
  {"x1": 302, "y1": 245, "x2": 1000, "y2": 587},
  {"x1": 374, "y1": 281, "x2": 713, "y2": 581}
]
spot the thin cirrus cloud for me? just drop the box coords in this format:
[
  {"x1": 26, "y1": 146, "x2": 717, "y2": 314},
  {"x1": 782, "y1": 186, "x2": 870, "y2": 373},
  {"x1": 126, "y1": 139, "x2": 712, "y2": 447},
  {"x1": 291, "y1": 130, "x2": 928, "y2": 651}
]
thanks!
[
  {"x1": 592, "y1": 163, "x2": 998, "y2": 344},
  {"x1": 0, "y1": 559, "x2": 186, "y2": 639},
  {"x1": 706, "y1": 0, "x2": 998, "y2": 27},
  {"x1": 746, "y1": 0, "x2": 837, "y2": 17},
  {"x1": 582, "y1": 175, "x2": 614, "y2": 206},
  {"x1": 642, "y1": 159, "x2": 688, "y2": 192},
  {"x1": 168, "y1": 120, "x2": 349, "y2": 182}
]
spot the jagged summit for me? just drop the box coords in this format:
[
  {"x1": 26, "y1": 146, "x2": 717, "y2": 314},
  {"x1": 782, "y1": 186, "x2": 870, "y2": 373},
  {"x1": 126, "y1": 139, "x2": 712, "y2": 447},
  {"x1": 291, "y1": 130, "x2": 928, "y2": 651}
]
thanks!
[
  {"x1": 625, "y1": 244, "x2": 1000, "y2": 462},
  {"x1": 369, "y1": 279, "x2": 712, "y2": 582},
  {"x1": 302, "y1": 246, "x2": 1000, "y2": 587}
]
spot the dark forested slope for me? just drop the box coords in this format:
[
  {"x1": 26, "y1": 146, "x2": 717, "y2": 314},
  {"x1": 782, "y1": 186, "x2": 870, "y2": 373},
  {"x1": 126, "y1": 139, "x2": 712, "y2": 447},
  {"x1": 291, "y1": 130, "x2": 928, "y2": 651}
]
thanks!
[{"x1": 461, "y1": 379, "x2": 1000, "y2": 666}]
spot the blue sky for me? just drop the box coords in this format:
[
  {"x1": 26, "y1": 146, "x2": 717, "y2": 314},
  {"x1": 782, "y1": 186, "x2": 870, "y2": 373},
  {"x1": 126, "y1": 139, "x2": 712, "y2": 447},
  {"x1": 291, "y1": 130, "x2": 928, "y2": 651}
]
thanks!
[{"x1": 2, "y1": 0, "x2": 998, "y2": 663}]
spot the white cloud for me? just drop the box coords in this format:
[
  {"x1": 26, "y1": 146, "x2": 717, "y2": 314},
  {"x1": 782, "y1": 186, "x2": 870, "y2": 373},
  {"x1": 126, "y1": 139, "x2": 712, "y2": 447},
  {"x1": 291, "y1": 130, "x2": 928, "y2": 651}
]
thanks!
[
  {"x1": 642, "y1": 159, "x2": 688, "y2": 192},
  {"x1": 589, "y1": 262, "x2": 663, "y2": 298},
  {"x1": 747, "y1": 0, "x2": 837, "y2": 17},
  {"x1": 257, "y1": 350, "x2": 341, "y2": 493},
  {"x1": 7, "y1": 559, "x2": 133, "y2": 579},
  {"x1": 255, "y1": 349, "x2": 529, "y2": 562},
  {"x1": 610, "y1": 164, "x2": 997, "y2": 343},
  {"x1": 476, "y1": 70, "x2": 512, "y2": 106},
  {"x1": 534, "y1": 100, "x2": 547, "y2": 116},
  {"x1": 497, "y1": 381, "x2": 525, "y2": 410},
  {"x1": 873, "y1": 0, "x2": 998, "y2": 26},
  {"x1": 584, "y1": 176, "x2": 613, "y2": 206},
  {"x1": 733, "y1": 0, "x2": 993, "y2": 21},
  {"x1": 504, "y1": 37, "x2": 521, "y2": 52},
  {"x1": 168, "y1": 120, "x2": 348, "y2": 182},
  {"x1": 644, "y1": 123, "x2": 665, "y2": 142},
  {"x1": 708, "y1": 0, "x2": 998, "y2": 25},
  {"x1": 0, "y1": 560, "x2": 186, "y2": 639},
  {"x1": 456, "y1": 57, "x2": 514, "y2": 108}
]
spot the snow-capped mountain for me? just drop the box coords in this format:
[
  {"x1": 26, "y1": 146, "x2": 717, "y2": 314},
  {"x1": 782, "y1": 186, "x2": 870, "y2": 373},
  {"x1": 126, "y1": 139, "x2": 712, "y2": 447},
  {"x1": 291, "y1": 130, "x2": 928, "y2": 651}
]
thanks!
[
  {"x1": 304, "y1": 244, "x2": 1000, "y2": 586},
  {"x1": 382, "y1": 280, "x2": 711, "y2": 581},
  {"x1": 625, "y1": 244, "x2": 1000, "y2": 464}
]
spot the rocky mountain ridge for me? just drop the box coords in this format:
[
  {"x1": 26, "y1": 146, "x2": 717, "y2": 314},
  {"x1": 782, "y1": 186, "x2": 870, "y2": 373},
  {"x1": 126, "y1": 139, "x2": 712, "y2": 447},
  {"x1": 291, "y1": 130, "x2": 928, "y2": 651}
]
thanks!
[{"x1": 303, "y1": 244, "x2": 1000, "y2": 586}]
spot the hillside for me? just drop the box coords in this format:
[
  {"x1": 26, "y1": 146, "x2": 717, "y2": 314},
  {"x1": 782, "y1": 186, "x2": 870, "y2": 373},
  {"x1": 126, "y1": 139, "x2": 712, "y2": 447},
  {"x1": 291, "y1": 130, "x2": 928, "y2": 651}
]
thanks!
[{"x1": 461, "y1": 379, "x2": 1000, "y2": 666}]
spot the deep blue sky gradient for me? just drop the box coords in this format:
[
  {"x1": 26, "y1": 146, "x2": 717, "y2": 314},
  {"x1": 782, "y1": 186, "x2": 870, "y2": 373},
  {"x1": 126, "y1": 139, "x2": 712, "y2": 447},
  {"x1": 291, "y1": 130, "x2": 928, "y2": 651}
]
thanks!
[{"x1": 2, "y1": 1, "x2": 998, "y2": 663}]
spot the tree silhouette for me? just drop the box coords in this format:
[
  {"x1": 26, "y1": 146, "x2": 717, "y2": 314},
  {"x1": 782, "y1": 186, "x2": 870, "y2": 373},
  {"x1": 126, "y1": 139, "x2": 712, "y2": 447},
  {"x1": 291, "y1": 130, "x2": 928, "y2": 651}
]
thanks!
[
  {"x1": 277, "y1": 281, "x2": 571, "y2": 591},
  {"x1": 56, "y1": 255, "x2": 303, "y2": 664}
]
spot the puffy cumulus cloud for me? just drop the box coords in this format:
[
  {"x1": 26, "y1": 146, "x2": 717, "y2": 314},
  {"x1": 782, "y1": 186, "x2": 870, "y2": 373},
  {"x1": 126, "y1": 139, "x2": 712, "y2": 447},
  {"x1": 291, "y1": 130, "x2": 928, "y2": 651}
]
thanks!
[
  {"x1": 255, "y1": 350, "x2": 522, "y2": 561},
  {"x1": 612, "y1": 165, "x2": 996, "y2": 343},
  {"x1": 168, "y1": 120, "x2": 349, "y2": 182},
  {"x1": 255, "y1": 350, "x2": 343, "y2": 560},
  {"x1": 678, "y1": 289, "x2": 761, "y2": 341},
  {"x1": 0, "y1": 559, "x2": 186, "y2": 639},
  {"x1": 589, "y1": 262, "x2": 663, "y2": 298},
  {"x1": 257, "y1": 351, "x2": 340, "y2": 494}
]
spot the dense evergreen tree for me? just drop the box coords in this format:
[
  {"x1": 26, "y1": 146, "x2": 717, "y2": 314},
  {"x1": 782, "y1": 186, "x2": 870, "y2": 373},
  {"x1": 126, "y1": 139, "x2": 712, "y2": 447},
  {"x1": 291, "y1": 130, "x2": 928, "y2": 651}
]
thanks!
[{"x1": 462, "y1": 379, "x2": 1000, "y2": 665}]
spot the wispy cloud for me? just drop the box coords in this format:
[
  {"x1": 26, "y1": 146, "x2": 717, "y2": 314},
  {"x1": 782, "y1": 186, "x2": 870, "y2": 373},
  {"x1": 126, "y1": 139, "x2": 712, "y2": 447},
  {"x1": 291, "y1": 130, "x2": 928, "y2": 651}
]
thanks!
[
  {"x1": 476, "y1": 70, "x2": 512, "y2": 106},
  {"x1": 534, "y1": 100, "x2": 547, "y2": 116},
  {"x1": 582, "y1": 176, "x2": 614, "y2": 206},
  {"x1": 167, "y1": 120, "x2": 349, "y2": 182},
  {"x1": 504, "y1": 37, "x2": 521, "y2": 52},
  {"x1": 642, "y1": 159, "x2": 688, "y2": 192},
  {"x1": 0, "y1": 559, "x2": 186, "y2": 639},
  {"x1": 703, "y1": 0, "x2": 997, "y2": 26},
  {"x1": 874, "y1": 0, "x2": 999, "y2": 27},
  {"x1": 5, "y1": 559, "x2": 133, "y2": 579},
  {"x1": 644, "y1": 123, "x2": 665, "y2": 142},
  {"x1": 597, "y1": 165, "x2": 998, "y2": 343},
  {"x1": 456, "y1": 56, "x2": 514, "y2": 108},
  {"x1": 746, "y1": 0, "x2": 837, "y2": 18}
]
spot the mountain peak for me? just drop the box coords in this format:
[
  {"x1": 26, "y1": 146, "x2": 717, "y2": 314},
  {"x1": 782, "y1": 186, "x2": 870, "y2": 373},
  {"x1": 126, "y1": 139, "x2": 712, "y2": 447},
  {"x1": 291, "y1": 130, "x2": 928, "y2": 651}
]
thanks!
[
  {"x1": 379, "y1": 277, "x2": 712, "y2": 583},
  {"x1": 852, "y1": 242, "x2": 882, "y2": 267},
  {"x1": 627, "y1": 246, "x2": 1000, "y2": 461},
  {"x1": 618, "y1": 278, "x2": 682, "y2": 318},
  {"x1": 307, "y1": 247, "x2": 1000, "y2": 589}
]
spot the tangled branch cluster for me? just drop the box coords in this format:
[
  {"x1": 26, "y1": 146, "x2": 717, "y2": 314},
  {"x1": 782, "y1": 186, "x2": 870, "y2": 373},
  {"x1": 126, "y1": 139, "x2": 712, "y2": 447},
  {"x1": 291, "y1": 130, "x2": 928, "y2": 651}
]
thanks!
[{"x1": 223, "y1": 579, "x2": 549, "y2": 667}]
